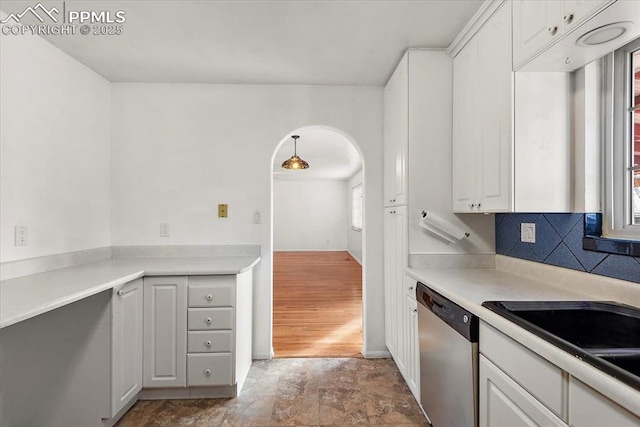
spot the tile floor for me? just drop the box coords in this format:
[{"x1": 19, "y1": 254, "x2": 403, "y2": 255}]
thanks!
[{"x1": 116, "y1": 358, "x2": 428, "y2": 426}]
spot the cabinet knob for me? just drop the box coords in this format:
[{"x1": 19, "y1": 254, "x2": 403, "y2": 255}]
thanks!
[
  {"x1": 408, "y1": 286, "x2": 414, "y2": 291},
  {"x1": 205, "y1": 340, "x2": 212, "y2": 347},
  {"x1": 206, "y1": 294, "x2": 213, "y2": 301},
  {"x1": 205, "y1": 368, "x2": 212, "y2": 376},
  {"x1": 412, "y1": 309, "x2": 418, "y2": 314},
  {"x1": 117, "y1": 290, "x2": 124, "y2": 296},
  {"x1": 547, "y1": 26, "x2": 558, "y2": 36},
  {"x1": 477, "y1": 203, "x2": 481, "y2": 209},
  {"x1": 206, "y1": 317, "x2": 212, "y2": 324},
  {"x1": 563, "y1": 13, "x2": 574, "y2": 24}
]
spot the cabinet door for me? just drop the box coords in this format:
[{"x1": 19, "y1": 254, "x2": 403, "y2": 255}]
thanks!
[
  {"x1": 383, "y1": 208, "x2": 397, "y2": 357},
  {"x1": 111, "y1": 278, "x2": 143, "y2": 417},
  {"x1": 383, "y1": 53, "x2": 408, "y2": 207},
  {"x1": 143, "y1": 276, "x2": 187, "y2": 388},
  {"x1": 562, "y1": 0, "x2": 610, "y2": 33},
  {"x1": 479, "y1": 355, "x2": 567, "y2": 427},
  {"x1": 513, "y1": 0, "x2": 564, "y2": 68},
  {"x1": 404, "y1": 295, "x2": 420, "y2": 401},
  {"x1": 569, "y1": 378, "x2": 640, "y2": 426},
  {"x1": 452, "y1": 37, "x2": 479, "y2": 212},
  {"x1": 383, "y1": 206, "x2": 408, "y2": 365},
  {"x1": 393, "y1": 206, "x2": 408, "y2": 374},
  {"x1": 477, "y1": 1, "x2": 513, "y2": 212}
]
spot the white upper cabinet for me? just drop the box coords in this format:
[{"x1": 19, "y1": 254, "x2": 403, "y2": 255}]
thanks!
[
  {"x1": 453, "y1": 2, "x2": 514, "y2": 212},
  {"x1": 513, "y1": 0, "x2": 564, "y2": 68},
  {"x1": 383, "y1": 53, "x2": 409, "y2": 207},
  {"x1": 514, "y1": 0, "x2": 640, "y2": 71},
  {"x1": 452, "y1": 39, "x2": 479, "y2": 212},
  {"x1": 453, "y1": 1, "x2": 572, "y2": 213}
]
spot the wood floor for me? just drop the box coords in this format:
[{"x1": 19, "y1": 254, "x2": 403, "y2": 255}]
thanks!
[{"x1": 273, "y1": 251, "x2": 363, "y2": 358}]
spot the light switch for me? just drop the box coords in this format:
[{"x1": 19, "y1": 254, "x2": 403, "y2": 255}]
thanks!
[
  {"x1": 218, "y1": 204, "x2": 228, "y2": 218},
  {"x1": 521, "y1": 223, "x2": 536, "y2": 243},
  {"x1": 253, "y1": 210, "x2": 261, "y2": 224}
]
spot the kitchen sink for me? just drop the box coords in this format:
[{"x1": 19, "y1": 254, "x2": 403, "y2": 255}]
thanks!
[{"x1": 481, "y1": 301, "x2": 640, "y2": 391}]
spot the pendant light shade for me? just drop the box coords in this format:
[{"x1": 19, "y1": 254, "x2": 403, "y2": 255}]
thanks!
[{"x1": 281, "y1": 135, "x2": 309, "y2": 170}]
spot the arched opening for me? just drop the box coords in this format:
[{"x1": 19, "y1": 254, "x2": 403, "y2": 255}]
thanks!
[{"x1": 270, "y1": 126, "x2": 366, "y2": 358}]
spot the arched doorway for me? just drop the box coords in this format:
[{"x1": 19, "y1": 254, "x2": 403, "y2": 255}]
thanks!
[{"x1": 270, "y1": 126, "x2": 365, "y2": 358}]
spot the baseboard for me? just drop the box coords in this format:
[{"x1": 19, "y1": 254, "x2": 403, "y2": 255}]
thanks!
[
  {"x1": 362, "y1": 350, "x2": 391, "y2": 359},
  {"x1": 138, "y1": 385, "x2": 237, "y2": 400},
  {"x1": 253, "y1": 352, "x2": 273, "y2": 360},
  {"x1": 347, "y1": 250, "x2": 362, "y2": 265},
  {"x1": 273, "y1": 249, "x2": 349, "y2": 252}
]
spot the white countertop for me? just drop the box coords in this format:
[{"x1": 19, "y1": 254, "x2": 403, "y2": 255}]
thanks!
[
  {"x1": 0, "y1": 256, "x2": 260, "y2": 329},
  {"x1": 406, "y1": 267, "x2": 640, "y2": 418}
]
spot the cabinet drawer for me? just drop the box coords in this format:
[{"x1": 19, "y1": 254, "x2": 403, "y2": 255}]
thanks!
[
  {"x1": 480, "y1": 321, "x2": 566, "y2": 419},
  {"x1": 569, "y1": 377, "x2": 640, "y2": 426},
  {"x1": 188, "y1": 280, "x2": 234, "y2": 308},
  {"x1": 188, "y1": 308, "x2": 233, "y2": 330},
  {"x1": 187, "y1": 353, "x2": 233, "y2": 386},
  {"x1": 187, "y1": 331, "x2": 233, "y2": 353}
]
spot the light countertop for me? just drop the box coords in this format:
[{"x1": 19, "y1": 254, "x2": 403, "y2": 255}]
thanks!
[
  {"x1": 0, "y1": 256, "x2": 260, "y2": 329},
  {"x1": 406, "y1": 267, "x2": 640, "y2": 418}
]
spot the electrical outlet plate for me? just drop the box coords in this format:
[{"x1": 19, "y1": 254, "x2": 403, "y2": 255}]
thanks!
[
  {"x1": 218, "y1": 204, "x2": 228, "y2": 218},
  {"x1": 253, "y1": 210, "x2": 261, "y2": 224},
  {"x1": 14, "y1": 225, "x2": 28, "y2": 246},
  {"x1": 160, "y1": 222, "x2": 170, "y2": 237},
  {"x1": 521, "y1": 223, "x2": 536, "y2": 243}
]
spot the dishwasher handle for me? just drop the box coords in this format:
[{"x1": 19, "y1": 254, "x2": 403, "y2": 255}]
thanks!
[{"x1": 416, "y1": 281, "x2": 478, "y2": 342}]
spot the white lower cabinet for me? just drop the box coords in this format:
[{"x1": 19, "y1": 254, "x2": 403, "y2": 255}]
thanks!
[
  {"x1": 111, "y1": 278, "x2": 144, "y2": 417},
  {"x1": 404, "y1": 294, "x2": 419, "y2": 400},
  {"x1": 479, "y1": 355, "x2": 566, "y2": 427},
  {"x1": 186, "y1": 353, "x2": 233, "y2": 386},
  {"x1": 143, "y1": 276, "x2": 188, "y2": 388},
  {"x1": 480, "y1": 321, "x2": 640, "y2": 427},
  {"x1": 569, "y1": 378, "x2": 640, "y2": 427}
]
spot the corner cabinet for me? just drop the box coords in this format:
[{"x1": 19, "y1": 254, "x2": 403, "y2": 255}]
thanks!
[
  {"x1": 142, "y1": 273, "x2": 253, "y2": 396},
  {"x1": 452, "y1": 1, "x2": 572, "y2": 213},
  {"x1": 383, "y1": 52, "x2": 409, "y2": 207},
  {"x1": 111, "y1": 278, "x2": 144, "y2": 418}
]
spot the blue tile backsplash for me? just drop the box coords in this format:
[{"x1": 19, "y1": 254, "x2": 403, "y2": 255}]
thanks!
[{"x1": 495, "y1": 213, "x2": 640, "y2": 284}]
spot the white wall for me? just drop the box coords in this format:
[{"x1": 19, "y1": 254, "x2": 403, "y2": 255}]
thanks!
[
  {"x1": 347, "y1": 169, "x2": 363, "y2": 263},
  {"x1": 273, "y1": 180, "x2": 348, "y2": 251},
  {"x1": 0, "y1": 31, "x2": 112, "y2": 262},
  {"x1": 406, "y1": 50, "x2": 494, "y2": 255},
  {"x1": 111, "y1": 84, "x2": 384, "y2": 358}
]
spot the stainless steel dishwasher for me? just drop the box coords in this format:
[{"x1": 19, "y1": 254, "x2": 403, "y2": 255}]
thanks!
[{"x1": 417, "y1": 281, "x2": 478, "y2": 427}]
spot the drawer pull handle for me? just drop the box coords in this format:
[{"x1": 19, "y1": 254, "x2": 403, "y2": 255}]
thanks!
[
  {"x1": 205, "y1": 368, "x2": 212, "y2": 376},
  {"x1": 563, "y1": 13, "x2": 574, "y2": 24},
  {"x1": 548, "y1": 26, "x2": 558, "y2": 36},
  {"x1": 205, "y1": 340, "x2": 212, "y2": 347},
  {"x1": 206, "y1": 294, "x2": 213, "y2": 301},
  {"x1": 117, "y1": 288, "x2": 135, "y2": 297},
  {"x1": 206, "y1": 318, "x2": 212, "y2": 324}
]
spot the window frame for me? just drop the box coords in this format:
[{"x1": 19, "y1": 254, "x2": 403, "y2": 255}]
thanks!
[
  {"x1": 351, "y1": 183, "x2": 363, "y2": 231},
  {"x1": 603, "y1": 37, "x2": 640, "y2": 241}
]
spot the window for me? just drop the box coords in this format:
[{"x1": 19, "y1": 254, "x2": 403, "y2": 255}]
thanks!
[
  {"x1": 351, "y1": 184, "x2": 363, "y2": 231},
  {"x1": 604, "y1": 37, "x2": 640, "y2": 240}
]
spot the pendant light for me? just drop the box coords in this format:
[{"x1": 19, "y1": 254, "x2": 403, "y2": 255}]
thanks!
[{"x1": 281, "y1": 135, "x2": 309, "y2": 170}]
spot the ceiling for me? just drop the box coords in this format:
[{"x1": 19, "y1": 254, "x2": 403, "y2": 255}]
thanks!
[
  {"x1": 273, "y1": 129, "x2": 361, "y2": 181},
  {"x1": 0, "y1": 0, "x2": 483, "y2": 85}
]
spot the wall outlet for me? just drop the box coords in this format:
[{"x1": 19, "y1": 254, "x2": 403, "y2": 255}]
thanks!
[
  {"x1": 253, "y1": 210, "x2": 261, "y2": 224},
  {"x1": 218, "y1": 204, "x2": 228, "y2": 218},
  {"x1": 14, "y1": 225, "x2": 28, "y2": 246},
  {"x1": 521, "y1": 223, "x2": 536, "y2": 243},
  {"x1": 160, "y1": 222, "x2": 170, "y2": 237}
]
